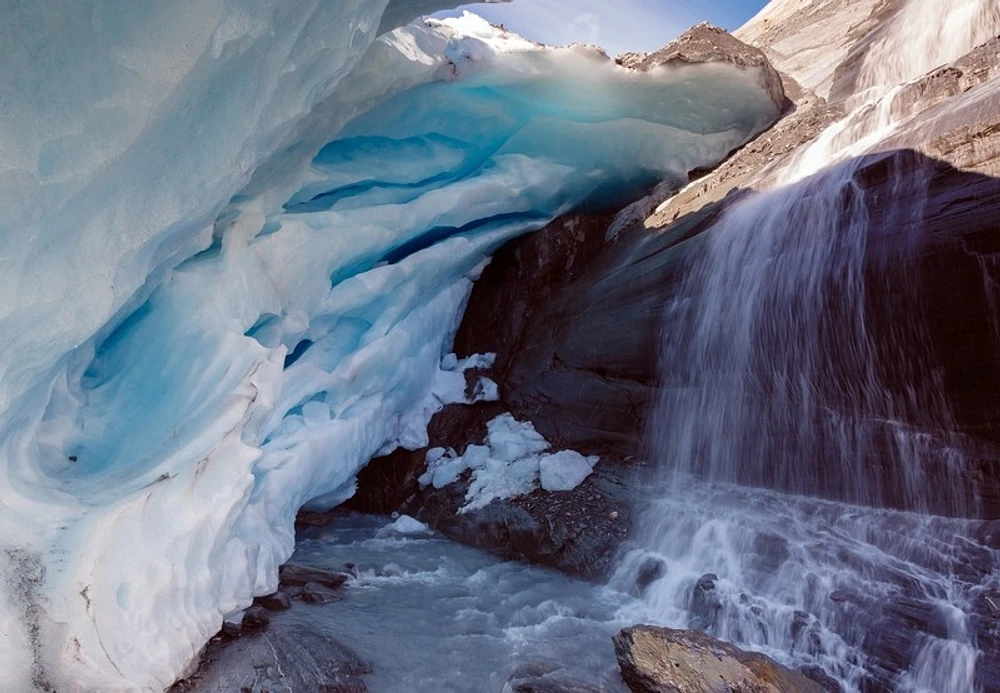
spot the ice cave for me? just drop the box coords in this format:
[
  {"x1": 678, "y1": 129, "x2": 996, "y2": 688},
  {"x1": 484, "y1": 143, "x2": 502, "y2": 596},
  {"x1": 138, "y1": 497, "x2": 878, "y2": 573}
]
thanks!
[{"x1": 1, "y1": 0, "x2": 1000, "y2": 691}]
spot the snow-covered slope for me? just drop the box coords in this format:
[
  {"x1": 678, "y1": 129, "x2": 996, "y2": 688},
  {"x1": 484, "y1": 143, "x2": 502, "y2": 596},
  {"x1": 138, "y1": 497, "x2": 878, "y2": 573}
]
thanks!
[{"x1": 0, "y1": 4, "x2": 781, "y2": 690}]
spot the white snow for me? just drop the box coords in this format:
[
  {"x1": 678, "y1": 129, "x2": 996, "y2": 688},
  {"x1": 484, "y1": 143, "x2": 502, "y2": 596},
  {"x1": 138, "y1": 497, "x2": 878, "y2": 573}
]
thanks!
[
  {"x1": 419, "y1": 414, "x2": 599, "y2": 512},
  {"x1": 0, "y1": 3, "x2": 782, "y2": 689}
]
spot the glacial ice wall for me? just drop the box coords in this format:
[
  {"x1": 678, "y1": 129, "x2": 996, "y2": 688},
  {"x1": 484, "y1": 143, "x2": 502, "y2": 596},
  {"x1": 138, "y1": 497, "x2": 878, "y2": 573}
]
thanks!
[{"x1": 0, "y1": 4, "x2": 780, "y2": 690}]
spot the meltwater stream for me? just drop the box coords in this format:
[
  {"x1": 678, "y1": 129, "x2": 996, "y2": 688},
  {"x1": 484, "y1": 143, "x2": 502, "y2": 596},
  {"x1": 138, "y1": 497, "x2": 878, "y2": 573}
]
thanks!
[{"x1": 225, "y1": 513, "x2": 635, "y2": 693}]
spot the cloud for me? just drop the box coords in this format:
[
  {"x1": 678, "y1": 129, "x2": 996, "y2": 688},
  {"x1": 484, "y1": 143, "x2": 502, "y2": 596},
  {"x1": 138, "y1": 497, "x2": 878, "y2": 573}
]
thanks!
[{"x1": 567, "y1": 12, "x2": 601, "y2": 44}]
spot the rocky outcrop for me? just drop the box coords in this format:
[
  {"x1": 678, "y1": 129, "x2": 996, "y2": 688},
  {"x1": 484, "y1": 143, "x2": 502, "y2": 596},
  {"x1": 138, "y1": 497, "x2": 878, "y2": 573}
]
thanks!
[
  {"x1": 613, "y1": 626, "x2": 826, "y2": 693},
  {"x1": 734, "y1": 0, "x2": 898, "y2": 102},
  {"x1": 348, "y1": 398, "x2": 631, "y2": 581},
  {"x1": 621, "y1": 23, "x2": 787, "y2": 112}
]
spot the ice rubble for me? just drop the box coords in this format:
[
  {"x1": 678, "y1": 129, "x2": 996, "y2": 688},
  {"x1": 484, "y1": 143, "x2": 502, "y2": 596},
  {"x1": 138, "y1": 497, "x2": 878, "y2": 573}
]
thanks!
[
  {"x1": 420, "y1": 413, "x2": 600, "y2": 511},
  {"x1": 0, "y1": 4, "x2": 780, "y2": 690}
]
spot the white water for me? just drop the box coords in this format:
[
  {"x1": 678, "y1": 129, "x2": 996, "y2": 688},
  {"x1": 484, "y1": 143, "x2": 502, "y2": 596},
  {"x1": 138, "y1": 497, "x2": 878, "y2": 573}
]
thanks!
[
  {"x1": 626, "y1": 153, "x2": 997, "y2": 691},
  {"x1": 187, "y1": 513, "x2": 635, "y2": 693},
  {"x1": 615, "y1": 479, "x2": 998, "y2": 693}
]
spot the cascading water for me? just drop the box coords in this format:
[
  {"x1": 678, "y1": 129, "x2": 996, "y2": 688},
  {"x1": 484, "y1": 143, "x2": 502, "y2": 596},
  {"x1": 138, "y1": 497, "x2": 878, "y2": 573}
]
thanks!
[
  {"x1": 617, "y1": 150, "x2": 1000, "y2": 693},
  {"x1": 651, "y1": 153, "x2": 979, "y2": 517},
  {"x1": 617, "y1": 1, "x2": 1000, "y2": 691}
]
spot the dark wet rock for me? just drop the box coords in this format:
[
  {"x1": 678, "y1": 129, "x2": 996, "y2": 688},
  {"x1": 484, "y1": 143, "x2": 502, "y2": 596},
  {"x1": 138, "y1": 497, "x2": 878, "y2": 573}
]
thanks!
[
  {"x1": 506, "y1": 660, "x2": 603, "y2": 693},
  {"x1": 170, "y1": 624, "x2": 370, "y2": 693},
  {"x1": 346, "y1": 400, "x2": 504, "y2": 515},
  {"x1": 295, "y1": 509, "x2": 338, "y2": 527},
  {"x1": 634, "y1": 557, "x2": 667, "y2": 596},
  {"x1": 239, "y1": 606, "x2": 270, "y2": 633},
  {"x1": 278, "y1": 563, "x2": 349, "y2": 590},
  {"x1": 219, "y1": 621, "x2": 242, "y2": 640},
  {"x1": 800, "y1": 665, "x2": 843, "y2": 693},
  {"x1": 688, "y1": 573, "x2": 721, "y2": 632},
  {"x1": 301, "y1": 581, "x2": 343, "y2": 605},
  {"x1": 404, "y1": 450, "x2": 631, "y2": 581},
  {"x1": 749, "y1": 533, "x2": 790, "y2": 573},
  {"x1": 481, "y1": 148, "x2": 1000, "y2": 518},
  {"x1": 790, "y1": 610, "x2": 812, "y2": 642},
  {"x1": 613, "y1": 625, "x2": 826, "y2": 693},
  {"x1": 828, "y1": 590, "x2": 850, "y2": 604},
  {"x1": 254, "y1": 590, "x2": 291, "y2": 611},
  {"x1": 453, "y1": 213, "x2": 619, "y2": 383}
]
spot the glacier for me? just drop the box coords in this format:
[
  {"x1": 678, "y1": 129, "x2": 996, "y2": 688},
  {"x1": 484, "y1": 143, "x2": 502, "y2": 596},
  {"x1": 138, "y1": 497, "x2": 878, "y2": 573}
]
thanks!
[{"x1": 0, "y1": 3, "x2": 781, "y2": 690}]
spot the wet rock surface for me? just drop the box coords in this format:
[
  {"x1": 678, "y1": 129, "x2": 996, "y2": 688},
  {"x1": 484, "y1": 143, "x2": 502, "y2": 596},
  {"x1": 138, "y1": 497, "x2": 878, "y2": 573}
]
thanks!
[
  {"x1": 170, "y1": 624, "x2": 370, "y2": 693},
  {"x1": 473, "y1": 147, "x2": 1000, "y2": 517},
  {"x1": 254, "y1": 590, "x2": 291, "y2": 611},
  {"x1": 404, "y1": 448, "x2": 631, "y2": 581},
  {"x1": 278, "y1": 563, "x2": 349, "y2": 590},
  {"x1": 613, "y1": 625, "x2": 826, "y2": 693},
  {"x1": 507, "y1": 660, "x2": 605, "y2": 693}
]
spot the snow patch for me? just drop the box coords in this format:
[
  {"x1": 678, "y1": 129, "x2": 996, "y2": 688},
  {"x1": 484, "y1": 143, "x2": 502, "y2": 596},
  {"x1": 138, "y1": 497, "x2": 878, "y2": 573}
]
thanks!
[{"x1": 419, "y1": 414, "x2": 599, "y2": 512}]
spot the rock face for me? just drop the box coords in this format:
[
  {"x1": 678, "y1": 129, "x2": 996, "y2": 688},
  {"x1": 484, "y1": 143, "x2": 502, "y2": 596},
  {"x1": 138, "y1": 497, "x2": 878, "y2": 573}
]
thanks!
[
  {"x1": 613, "y1": 626, "x2": 825, "y2": 693},
  {"x1": 734, "y1": 0, "x2": 894, "y2": 101},
  {"x1": 479, "y1": 148, "x2": 1000, "y2": 516},
  {"x1": 621, "y1": 23, "x2": 788, "y2": 112}
]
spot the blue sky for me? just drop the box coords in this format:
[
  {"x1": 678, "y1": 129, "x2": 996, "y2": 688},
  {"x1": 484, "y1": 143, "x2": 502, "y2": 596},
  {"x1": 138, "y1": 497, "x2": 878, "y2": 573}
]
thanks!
[{"x1": 437, "y1": 0, "x2": 769, "y2": 55}]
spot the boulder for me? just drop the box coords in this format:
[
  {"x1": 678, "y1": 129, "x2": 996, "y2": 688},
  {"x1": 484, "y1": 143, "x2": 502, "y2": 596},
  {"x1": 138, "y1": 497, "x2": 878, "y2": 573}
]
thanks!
[
  {"x1": 239, "y1": 606, "x2": 270, "y2": 633},
  {"x1": 301, "y1": 582, "x2": 343, "y2": 605},
  {"x1": 170, "y1": 624, "x2": 370, "y2": 693},
  {"x1": 613, "y1": 626, "x2": 826, "y2": 693},
  {"x1": 688, "y1": 574, "x2": 721, "y2": 632},
  {"x1": 278, "y1": 563, "x2": 349, "y2": 590},
  {"x1": 255, "y1": 590, "x2": 292, "y2": 611}
]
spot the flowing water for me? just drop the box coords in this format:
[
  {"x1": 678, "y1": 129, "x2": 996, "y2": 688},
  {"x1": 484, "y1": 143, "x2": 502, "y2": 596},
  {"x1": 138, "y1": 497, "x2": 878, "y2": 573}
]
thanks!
[
  {"x1": 258, "y1": 514, "x2": 634, "y2": 693},
  {"x1": 615, "y1": 479, "x2": 1000, "y2": 693}
]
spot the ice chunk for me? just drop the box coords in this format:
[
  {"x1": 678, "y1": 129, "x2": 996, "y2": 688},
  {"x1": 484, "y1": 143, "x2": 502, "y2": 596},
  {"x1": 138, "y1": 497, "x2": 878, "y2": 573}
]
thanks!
[
  {"x1": 540, "y1": 451, "x2": 600, "y2": 492},
  {"x1": 382, "y1": 515, "x2": 430, "y2": 535},
  {"x1": 420, "y1": 412, "x2": 599, "y2": 512}
]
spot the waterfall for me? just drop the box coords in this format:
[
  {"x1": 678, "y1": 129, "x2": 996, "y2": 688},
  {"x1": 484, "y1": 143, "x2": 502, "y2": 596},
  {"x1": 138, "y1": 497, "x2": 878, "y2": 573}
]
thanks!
[
  {"x1": 650, "y1": 151, "x2": 981, "y2": 517},
  {"x1": 618, "y1": 2, "x2": 1000, "y2": 690},
  {"x1": 783, "y1": 0, "x2": 1000, "y2": 181},
  {"x1": 855, "y1": 0, "x2": 1000, "y2": 102}
]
